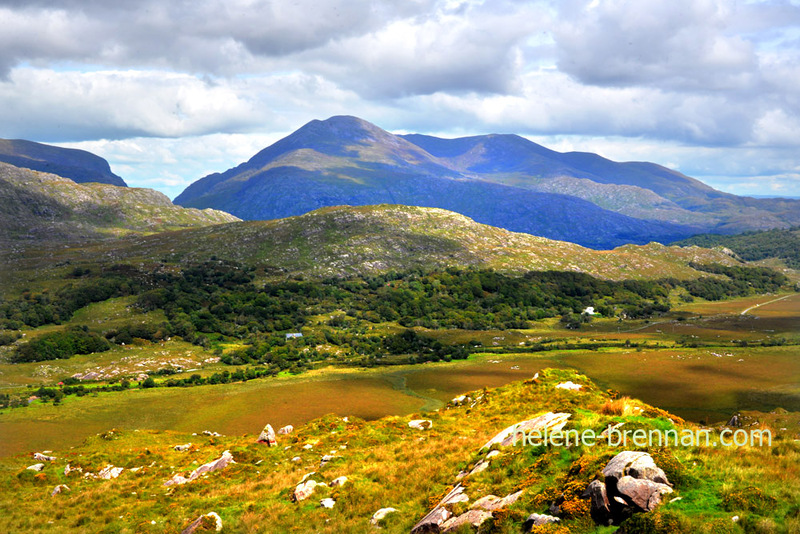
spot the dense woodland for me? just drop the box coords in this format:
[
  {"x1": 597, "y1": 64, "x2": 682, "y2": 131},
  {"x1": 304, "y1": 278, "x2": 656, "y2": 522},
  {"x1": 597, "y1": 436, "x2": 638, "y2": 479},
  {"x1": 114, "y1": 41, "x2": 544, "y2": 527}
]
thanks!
[
  {"x1": 0, "y1": 260, "x2": 790, "y2": 369},
  {"x1": 674, "y1": 226, "x2": 800, "y2": 269}
]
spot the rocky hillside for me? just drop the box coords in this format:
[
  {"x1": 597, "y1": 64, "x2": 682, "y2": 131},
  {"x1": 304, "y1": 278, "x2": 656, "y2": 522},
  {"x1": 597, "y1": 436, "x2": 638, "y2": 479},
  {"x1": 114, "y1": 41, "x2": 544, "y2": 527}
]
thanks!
[
  {"x1": 74, "y1": 204, "x2": 739, "y2": 281},
  {"x1": 0, "y1": 139, "x2": 126, "y2": 187},
  {"x1": 1, "y1": 369, "x2": 795, "y2": 533},
  {"x1": 174, "y1": 116, "x2": 699, "y2": 249},
  {"x1": 0, "y1": 162, "x2": 239, "y2": 241}
]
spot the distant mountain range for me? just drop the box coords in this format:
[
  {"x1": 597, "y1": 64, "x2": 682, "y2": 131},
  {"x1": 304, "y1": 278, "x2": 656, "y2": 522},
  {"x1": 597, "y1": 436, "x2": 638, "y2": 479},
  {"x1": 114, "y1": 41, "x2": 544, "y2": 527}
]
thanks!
[
  {"x1": 0, "y1": 138, "x2": 126, "y2": 187},
  {"x1": 174, "y1": 116, "x2": 800, "y2": 249},
  {"x1": 0, "y1": 162, "x2": 238, "y2": 241}
]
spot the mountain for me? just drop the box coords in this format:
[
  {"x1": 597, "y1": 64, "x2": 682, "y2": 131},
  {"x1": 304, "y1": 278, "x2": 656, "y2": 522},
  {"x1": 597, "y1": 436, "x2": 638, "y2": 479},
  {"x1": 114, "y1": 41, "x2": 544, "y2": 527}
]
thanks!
[
  {"x1": 174, "y1": 116, "x2": 699, "y2": 249},
  {"x1": 0, "y1": 162, "x2": 238, "y2": 241},
  {"x1": 0, "y1": 138, "x2": 126, "y2": 187},
  {"x1": 402, "y1": 133, "x2": 800, "y2": 232},
  {"x1": 30, "y1": 204, "x2": 736, "y2": 282}
]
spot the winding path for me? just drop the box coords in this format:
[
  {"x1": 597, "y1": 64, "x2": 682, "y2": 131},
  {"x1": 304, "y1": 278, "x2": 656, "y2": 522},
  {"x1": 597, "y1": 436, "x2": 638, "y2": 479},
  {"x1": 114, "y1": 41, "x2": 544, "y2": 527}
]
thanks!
[{"x1": 740, "y1": 293, "x2": 796, "y2": 316}]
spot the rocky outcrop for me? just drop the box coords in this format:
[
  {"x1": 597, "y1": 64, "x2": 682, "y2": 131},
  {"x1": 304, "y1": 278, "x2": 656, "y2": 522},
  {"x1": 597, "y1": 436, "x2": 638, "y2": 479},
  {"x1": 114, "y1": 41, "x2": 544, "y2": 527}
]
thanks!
[
  {"x1": 33, "y1": 452, "x2": 56, "y2": 462},
  {"x1": 371, "y1": 507, "x2": 398, "y2": 526},
  {"x1": 481, "y1": 412, "x2": 571, "y2": 449},
  {"x1": 409, "y1": 420, "x2": 433, "y2": 430},
  {"x1": 164, "y1": 450, "x2": 235, "y2": 487},
  {"x1": 50, "y1": 484, "x2": 70, "y2": 497},
  {"x1": 411, "y1": 484, "x2": 465, "y2": 533},
  {"x1": 523, "y1": 513, "x2": 560, "y2": 529},
  {"x1": 470, "y1": 490, "x2": 523, "y2": 511},
  {"x1": 181, "y1": 512, "x2": 223, "y2": 534},
  {"x1": 258, "y1": 424, "x2": 277, "y2": 446},
  {"x1": 584, "y1": 451, "x2": 673, "y2": 525},
  {"x1": 440, "y1": 510, "x2": 492, "y2": 533},
  {"x1": 97, "y1": 465, "x2": 124, "y2": 480}
]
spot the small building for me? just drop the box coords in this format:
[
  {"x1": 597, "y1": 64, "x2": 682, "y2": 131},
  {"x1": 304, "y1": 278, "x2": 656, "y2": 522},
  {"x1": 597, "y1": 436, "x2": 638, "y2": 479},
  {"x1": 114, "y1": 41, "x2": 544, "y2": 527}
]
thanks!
[
  {"x1": 286, "y1": 332, "x2": 303, "y2": 340},
  {"x1": 582, "y1": 306, "x2": 596, "y2": 316}
]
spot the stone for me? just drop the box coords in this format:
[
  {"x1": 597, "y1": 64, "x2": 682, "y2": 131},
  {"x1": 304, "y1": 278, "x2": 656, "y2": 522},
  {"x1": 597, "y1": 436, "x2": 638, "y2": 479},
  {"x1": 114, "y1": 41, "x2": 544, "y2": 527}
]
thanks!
[
  {"x1": 50, "y1": 484, "x2": 70, "y2": 497},
  {"x1": 408, "y1": 419, "x2": 433, "y2": 430},
  {"x1": 291, "y1": 456, "x2": 301, "y2": 463},
  {"x1": 164, "y1": 450, "x2": 235, "y2": 486},
  {"x1": 27, "y1": 463, "x2": 45, "y2": 472},
  {"x1": 471, "y1": 490, "x2": 524, "y2": 511},
  {"x1": 451, "y1": 395, "x2": 470, "y2": 405},
  {"x1": 34, "y1": 452, "x2": 56, "y2": 462},
  {"x1": 174, "y1": 443, "x2": 192, "y2": 452},
  {"x1": 555, "y1": 381, "x2": 583, "y2": 391},
  {"x1": 293, "y1": 480, "x2": 318, "y2": 502},
  {"x1": 278, "y1": 425, "x2": 294, "y2": 435},
  {"x1": 181, "y1": 512, "x2": 223, "y2": 534},
  {"x1": 602, "y1": 451, "x2": 671, "y2": 488},
  {"x1": 523, "y1": 513, "x2": 561, "y2": 530},
  {"x1": 440, "y1": 510, "x2": 492, "y2": 533},
  {"x1": 320, "y1": 498, "x2": 336, "y2": 509},
  {"x1": 727, "y1": 414, "x2": 741, "y2": 427},
  {"x1": 411, "y1": 485, "x2": 464, "y2": 533},
  {"x1": 468, "y1": 460, "x2": 489, "y2": 476},
  {"x1": 97, "y1": 465, "x2": 124, "y2": 480},
  {"x1": 258, "y1": 424, "x2": 277, "y2": 446},
  {"x1": 370, "y1": 507, "x2": 398, "y2": 526},
  {"x1": 481, "y1": 412, "x2": 571, "y2": 449},
  {"x1": 616, "y1": 476, "x2": 673, "y2": 512},
  {"x1": 485, "y1": 450, "x2": 500, "y2": 460},
  {"x1": 331, "y1": 476, "x2": 347, "y2": 487},
  {"x1": 583, "y1": 479, "x2": 611, "y2": 525}
]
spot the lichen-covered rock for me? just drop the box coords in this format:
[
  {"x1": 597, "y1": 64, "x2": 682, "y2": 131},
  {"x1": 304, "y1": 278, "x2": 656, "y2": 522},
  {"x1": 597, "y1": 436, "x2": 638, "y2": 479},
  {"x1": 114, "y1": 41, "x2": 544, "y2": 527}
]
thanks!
[
  {"x1": 258, "y1": 424, "x2": 277, "y2": 446},
  {"x1": 481, "y1": 412, "x2": 571, "y2": 449},
  {"x1": 293, "y1": 480, "x2": 318, "y2": 502},
  {"x1": 278, "y1": 425, "x2": 294, "y2": 435},
  {"x1": 50, "y1": 484, "x2": 70, "y2": 497},
  {"x1": 470, "y1": 490, "x2": 524, "y2": 511},
  {"x1": 97, "y1": 465, "x2": 124, "y2": 480},
  {"x1": 34, "y1": 452, "x2": 56, "y2": 462},
  {"x1": 602, "y1": 451, "x2": 671, "y2": 488},
  {"x1": 523, "y1": 513, "x2": 560, "y2": 529},
  {"x1": 370, "y1": 507, "x2": 398, "y2": 526},
  {"x1": 26, "y1": 463, "x2": 45, "y2": 472},
  {"x1": 408, "y1": 419, "x2": 433, "y2": 430},
  {"x1": 164, "y1": 450, "x2": 235, "y2": 486},
  {"x1": 616, "y1": 476, "x2": 673, "y2": 512},
  {"x1": 440, "y1": 510, "x2": 492, "y2": 533}
]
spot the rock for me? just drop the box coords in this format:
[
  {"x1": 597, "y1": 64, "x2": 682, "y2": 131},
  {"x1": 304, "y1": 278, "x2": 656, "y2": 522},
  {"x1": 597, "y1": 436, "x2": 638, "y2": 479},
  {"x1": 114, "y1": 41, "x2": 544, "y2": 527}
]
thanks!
[
  {"x1": 291, "y1": 456, "x2": 301, "y2": 462},
  {"x1": 555, "y1": 381, "x2": 582, "y2": 391},
  {"x1": 303, "y1": 444, "x2": 313, "y2": 450},
  {"x1": 471, "y1": 490, "x2": 524, "y2": 511},
  {"x1": 202, "y1": 430, "x2": 221, "y2": 437},
  {"x1": 320, "y1": 498, "x2": 336, "y2": 509},
  {"x1": 485, "y1": 450, "x2": 500, "y2": 460},
  {"x1": 451, "y1": 395, "x2": 470, "y2": 405},
  {"x1": 481, "y1": 412, "x2": 571, "y2": 449},
  {"x1": 278, "y1": 425, "x2": 294, "y2": 435},
  {"x1": 616, "y1": 476, "x2": 673, "y2": 512},
  {"x1": 181, "y1": 512, "x2": 223, "y2": 534},
  {"x1": 602, "y1": 451, "x2": 671, "y2": 488},
  {"x1": 411, "y1": 485, "x2": 465, "y2": 533},
  {"x1": 583, "y1": 479, "x2": 611, "y2": 525},
  {"x1": 727, "y1": 414, "x2": 741, "y2": 427},
  {"x1": 164, "y1": 450, "x2": 235, "y2": 486},
  {"x1": 27, "y1": 463, "x2": 45, "y2": 472},
  {"x1": 440, "y1": 510, "x2": 492, "y2": 533},
  {"x1": 258, "y1": 424, "x2": 277, "y2": 446},
  {"x1": 50, "y1": 484, "x2": 70, "y2": 497},
  {"x1": 34, "y1": 452, "x2": 56, "y2": 462},
  {"x1": 370, "y1": 507, "x2": 398, "y2": 526},
  {"x1": 321, "y1": 454, "x2": 336, "y2": 463},
  {"x1": 174, "y1": 443, "x2": 192, "y2": 452},
  {"x1": 408, "y1": 419, "x2": 433, "y2": 430},
  {"x1": 331, "y1": 476, "x2": 347, "y2": 487},
  {"x1": 523, "y1": 513, "x2": 560, "y2": 529},
  {"x1": 468, "y1": 460, "x2": 489, "y2": 476},
  {"x1": 97, "y1": 465, "x2": 124, "y2": 480},
  {"x1": 293, "y1": 480, "x2": 318, "y2": 502}
]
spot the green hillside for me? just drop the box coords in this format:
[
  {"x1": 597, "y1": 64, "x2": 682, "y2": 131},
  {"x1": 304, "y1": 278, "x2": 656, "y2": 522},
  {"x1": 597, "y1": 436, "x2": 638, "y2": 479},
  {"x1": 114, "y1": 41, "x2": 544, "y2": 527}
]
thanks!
[
  {"x1": 0, "y1": 162, "x2": 239, "y2": 241},
  {"x1": 673, "y1": 227, "x2": 800, "y2": 269}
]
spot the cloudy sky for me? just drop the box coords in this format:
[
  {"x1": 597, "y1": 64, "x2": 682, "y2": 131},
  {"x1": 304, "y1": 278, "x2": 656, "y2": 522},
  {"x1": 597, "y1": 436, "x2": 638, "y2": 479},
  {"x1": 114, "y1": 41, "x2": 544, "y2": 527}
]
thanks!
[{"x1": 1, "y1": 0, "x2": 799, "y2": 199}]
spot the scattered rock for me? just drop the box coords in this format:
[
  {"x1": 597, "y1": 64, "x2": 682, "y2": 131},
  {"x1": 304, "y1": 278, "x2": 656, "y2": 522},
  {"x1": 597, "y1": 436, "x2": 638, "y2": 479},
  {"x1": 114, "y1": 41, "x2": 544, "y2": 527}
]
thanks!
[
  {"x1": 181, "y1": 512, "x2": 223, "y2": 534},
  {"x1": 471, "y1": 490, "x2": 524, "y2": 511},
  {"x1": 291, "y1": 456, "x2": 301, "y2": 463},
  {"x1": 523, "y1": 513, "x2": 560, "y2": 529},
  {"x1": 303, "y1": 444, "x2": 313, "y2": 450},
  {"x1": 34, "y1": 452, "x2": 56, "y2": 462},
  {"x1": 258, "y1": 424, "x2": 277, "y2": 446},
  {"x1": 97, "y1": 465, "x2": 124, "y2": 480},
  {"x1": 555, "y1": 381, "x2": 583, "y2": 391},
  {"x1": 468, "y1": 460, "x2": 489, "y2": 476},
  {"x1": 485, "y1": 450, "x2": 500, "y2": 460},
  {"x1": 202, "y1": 430, "x2": 221, "y2": 437},
  {"x1": 293, "y1": 479, "x2": 318, "y2": 502},
  {"x1": 50, "y1": 484, "x2": 70, "y2": 497},
  {"x1": 441, "y1": 510, "x2": 492, "y2": 533},
  {"x1": 164, "y1": 451, "x2": 235, "y2": 487},
  {"x1": 370, "y1": 507, "x2": 398, "y2": 526},
  {"x1": 331, "y1": 476, "x2": 347, "y2": 487},
  {"x1": 278, "y1": 425, "x2": 294, "y2": 435},
  {"x1": 727, "y1": 414, "x2": 741, "y2": 427},
  {"x1": 584, "y1": 479, "x2": 610, "y2": 524},
  {"x1": 602, "y1": 451, "x2": 670, "y2": 487},
  {"x1": 320, "y1": 498, "x2": 336, "y2": 509},
  {"x1": 481, "y1": 412, "x2": 571, "y2": 449},
  {"x1": 408, "y1": 419, "x2": 433, "y2": 430},
  {"x1": 27, "y1": 463, "x2": 45, "y2": 472},
  {"x1": 174, "y1": 443, "x2": 192, "y2": 452},
  {"x1": 451, "y1": 395, "x2": 471, "y2": 406}
]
